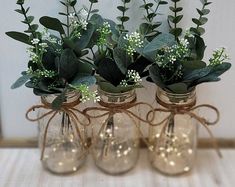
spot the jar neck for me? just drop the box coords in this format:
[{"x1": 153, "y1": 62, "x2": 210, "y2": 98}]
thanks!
[
  {"x1": 98, "y1": 87, "x2": 136, "y2": 104},
  {"x1": 156, "y1": 87, "x2": 196, "y2": 106},
  {"x1": 41, "y1": 91, "x2": 81, "y2": 105}
]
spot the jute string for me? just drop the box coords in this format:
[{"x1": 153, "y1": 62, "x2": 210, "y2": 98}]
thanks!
[
  {"x1": 83, "y1": 97, "x2": 155, "y2": 148},
  {"x1": 26, "y1": 98, "x2": 90, "y2": 160},
  {"x1": 146, "y1": 94, "x2": 222, "y2": 158}
]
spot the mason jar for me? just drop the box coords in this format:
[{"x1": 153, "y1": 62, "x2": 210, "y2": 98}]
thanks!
[
  {"x1": 149, "y1": 87, "x2": 198, "y2": 175},
  {"x1": 38, "y1": 92, "x2": 88, "y2": 174},
  {"x1": 91, "y1": 88, "x2": 140, "y2": 175}
]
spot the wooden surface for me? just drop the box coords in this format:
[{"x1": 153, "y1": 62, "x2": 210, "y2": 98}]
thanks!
[{"x1": 0, "y1": 149, "x2": 234, "y2": 187}]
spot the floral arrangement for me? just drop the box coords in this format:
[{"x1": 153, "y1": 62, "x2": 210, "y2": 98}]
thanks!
[
  {"x1": 86, "y1": 2, "x2": 145, "y2": 93},
  {"x1": 147, "y1": 0, "x2": 231, "y2": 93},
  {"x1": 89, "y1": 0, "x2": 176, "y2": 93},
  {"x1": 6, "y1": 0, "x2": 101, "y2": 108}
]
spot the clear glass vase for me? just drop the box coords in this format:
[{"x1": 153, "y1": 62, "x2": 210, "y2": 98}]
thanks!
[
  {"x1": 38, "y1": 92, "x2": 88, "y2": 174},
  {"x1": 149, "y1": 88, "x2": 198, "y2": 175},
  {"x1": 91, "y1": 88, "x2": 140, "y2": 175}
]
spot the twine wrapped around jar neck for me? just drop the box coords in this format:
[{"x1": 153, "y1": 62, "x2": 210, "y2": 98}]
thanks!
[
  {"x1": 147, "y1": 90, "x2": 222, "y2": 158},
  {"x1": 26, "y1": 95, "x2": 90, "y2": 160}
]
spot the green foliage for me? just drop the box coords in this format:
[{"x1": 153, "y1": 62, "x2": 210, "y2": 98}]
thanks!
[
  {"x1": 190, "y1": 0, "x2": 212, "y2": 36},
  {"x1": 168, "y1": 0, "x2": 183, "y2": 40},
  {"x1": 91, "y1": 15, "x2": 175, "y2": 93},
  {"x1": 148, "y1": 41, "x2": 231, "y2": 94},
  {"x1": 142, "y1": 33, "x2": 176, "y2": 61},
  {"x1": 139, "y1": 0, "x2": 168, "y2": 41},
  {"x1": 116, "y1": 0, "x2": 132, "y2": 33},
  {"x1": 7, "y1": 0, "x2": 100, "y2": 108}
]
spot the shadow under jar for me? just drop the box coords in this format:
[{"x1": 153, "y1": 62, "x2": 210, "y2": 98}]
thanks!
[
  {"x1": 149, "y1": 88, "x2": 198, "y2": 175},
  {"x1": 38, "y1": 92, "x2": 88, "y2": 174},
  {"x1": 91, "y1": 88, "x2": 140, "y2": 175}
]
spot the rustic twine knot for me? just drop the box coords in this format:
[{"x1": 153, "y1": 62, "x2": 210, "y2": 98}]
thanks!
[
  {"x1": 25, "y1": 98, "x2": 90, "y2": 160},
  {"x1": 83, "y1": 97, "x2": 155, "y2": 148},
  {"x1": 146, "y1": 93, "x2": 222, "y2": 158}
]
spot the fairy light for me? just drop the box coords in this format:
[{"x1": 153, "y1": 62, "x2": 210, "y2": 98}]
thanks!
[{"x1": 152, "y1": 132, "x2": 194, "y2": 172}]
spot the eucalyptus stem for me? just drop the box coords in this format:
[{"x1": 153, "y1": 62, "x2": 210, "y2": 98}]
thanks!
[
  {"x1": 72, "y1": 6, "x2": 80, "y2": 20},
  {"x1": 86, "y1": 2, "x2": 94, "y2": 21},
  {"x1": 141, "y1": 0, "x2": 164, "y2": 38},
  {"x1": 142, "y1": 0, "x2": 151, "y2": 23},
  {"x1": 20, "y1": 4, "x2": 37, "y2": 38},
  {"x1": 121, "y1": 2, "x2": 126, "y2": 33},
  {"x1": 90, "y1": 47, "x2": 96, "y2": 60},
  {"x1": 174, "y1": 2, "x2": 177, "y2": 30},
  {"x1": 66, "y1": 5, "x2": 70, "y2": 36},
  {"x1": 196, "y1": 4, "x2": 206, "y2": 30}
]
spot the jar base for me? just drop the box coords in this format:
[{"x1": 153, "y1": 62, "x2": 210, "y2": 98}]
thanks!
[
  {"x1": 151, "y1": 164, "x2": 193, "y2": 176},
  {"x1": 41, "y1": 157, "x2": 86, "y2": 175},
  {"x1": 94, "y1": 160, "x2": 138, "y2": 175}
]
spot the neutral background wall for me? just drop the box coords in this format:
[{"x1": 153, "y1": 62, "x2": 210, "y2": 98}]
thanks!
[{"x1": 0, "y1": 0, "x2": 234, "y2": 139}]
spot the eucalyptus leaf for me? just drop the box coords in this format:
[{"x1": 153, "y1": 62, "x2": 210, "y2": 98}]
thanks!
[
  {"x1": 57, "y1": 49, "x2": 79, "y2": 80},
  {"x1": 6, "y1": 32, "x2": 30, "y2": 45},
  {"x1": 113, "y1": 47, "x2": 131, "y2": 74},
  {"x1": 39, "y1": 16, "x2": 65, "y2": 34},
  {"x1": 167, "y1": 83, "x2": 188, "y2": 94},
  {"x1": 11, "y1": 74, "x2": 31, "y2": 89},
  {"x1": 143, "y1": 33, "x2": 176, "y2": 61}
]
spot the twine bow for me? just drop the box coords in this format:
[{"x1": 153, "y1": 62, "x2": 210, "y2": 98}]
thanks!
[
  {"x1": 83, "y1": 97, "x2": 155, "y2": 148},
  {"x1": 147, "y1": 94, "x2": 222, "y2": 158},
  {"x1": 26, "y1": 98, "x2": 90, "y2": 160}
]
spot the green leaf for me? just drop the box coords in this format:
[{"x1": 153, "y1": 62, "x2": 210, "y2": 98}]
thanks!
[
  {"x1": 143, "y1": 33, "x2": 176, "y2": 61},
  {"x1": 51, "y1": 92, "x2": 66, "y2": 110},
  {"x1": 208, "y1": 63, "x2": 231, "y2": 77},
  {"x1": 182, "y1": 61, "x2": 207, "y2": 70},
  {"x1": 117, "y1": 6, "x2": 128, "y2": 12},
  {"x1": 184, "y1": 67, "x2": 211, "y2": 80},
  {"x1": 95, "y1": 58, "x2": 125, "y2": 87},
  {"x1": 167, "y1": 83, "x2": 188, "y2": 94},
  {"x1": 11, "y1": 74, "x2": 31, "y2": 89},
  {"x1": 149, "y1": 65, "x2": 165, "y2": 89},
  {"x1": 27, "y1": 16, "x2": 34, "y2": 24},
  {"x1": 74, "y1": 23, "x2": 95, "y2": 51},
  {"x1": 57, "y1": 49, "x2": 79, "y2": 80},
  {"x1": 39, "y1": 16, "x2": 65, "y2": 34},
  {"x1": 113, "y1": 47, "x2": 132, "y2": 74},
  {"x1": 195, "y1": 35, "x2": 206, "y2": 60},
  {"x1": 71, "y1": 74, "x2": 96, "y2": 87},
  {"x1": 15, "y1": 9, "x2": 23, "y2": 14},
  {"x1": 169, "y1": 6, "x2": 183, "y2": 13},
  {"x1": 89, "y1": 0, "x2": 98, "y2": 3},
  {"x1": 159, "y1": 1, "x2": 168, "y2": 5},
  {"x1": 69, "y1": 0, "x2": 77, "y2": 6},
  {"x1": 170, "y1": 28, "x2": 183, "y2": 38},
  {"x1": 6, "y1": 31, "x2": 30, "y2": 45},
  {"x1": 31, "y1": 24, "x2": 39, "y2": 31},
  {"x1": 98, "y1": 81, "x2": 137, "y2": 94},
  {"x1": 16, "y1": 0, "x2": 24, "y2": 5},
  {"x1": 117, "y1": 16, "x2": 129, "y2": 22}
]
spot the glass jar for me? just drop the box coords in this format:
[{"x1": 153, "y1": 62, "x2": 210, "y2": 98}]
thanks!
[
  {"x1": 149, "y1": 87, "x2": 198, "y2": 175},
  {"x1": 38, "y1": 92, "x2": 88, "y2": 174},
  {"x1": 91, "y1": 88, "x2": 140, "y2": 175}
]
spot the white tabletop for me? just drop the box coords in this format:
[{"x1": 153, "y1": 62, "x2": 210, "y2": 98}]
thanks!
[{"x1": 0, "y1": 149, "x2": 234, "y2": 187}]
